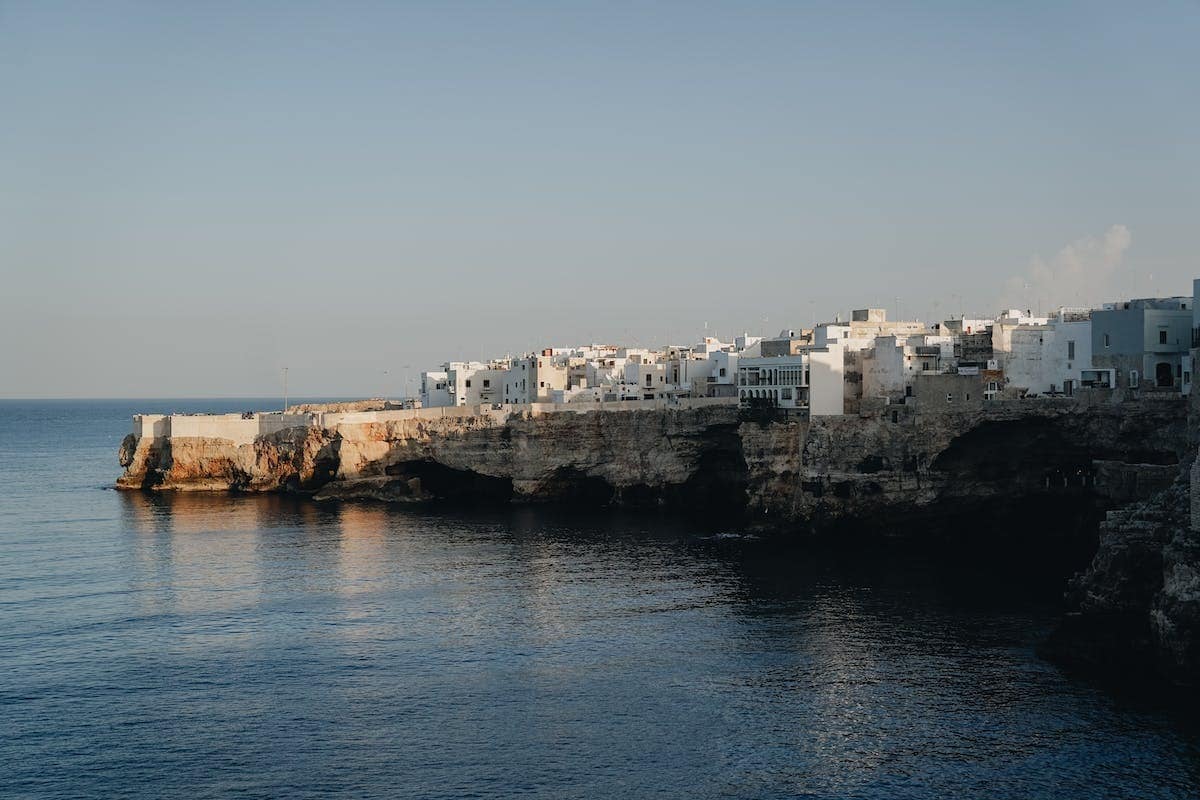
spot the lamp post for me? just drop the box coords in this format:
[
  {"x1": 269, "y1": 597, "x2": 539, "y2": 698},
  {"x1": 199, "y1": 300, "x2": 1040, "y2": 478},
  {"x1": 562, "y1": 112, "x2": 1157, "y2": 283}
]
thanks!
[
  {"x1": 282, "y1": 367, "x2": 288, "y2": 413},
  {"x1": 401, "y1": 364, "x2": 412, "y2": 407}
]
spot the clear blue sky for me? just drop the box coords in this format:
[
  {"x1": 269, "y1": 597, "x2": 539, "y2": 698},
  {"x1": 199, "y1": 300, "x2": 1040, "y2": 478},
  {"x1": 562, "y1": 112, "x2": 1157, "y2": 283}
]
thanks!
[{"x1": 2, "y1": 1, "x2": 1197, "y2": 398}]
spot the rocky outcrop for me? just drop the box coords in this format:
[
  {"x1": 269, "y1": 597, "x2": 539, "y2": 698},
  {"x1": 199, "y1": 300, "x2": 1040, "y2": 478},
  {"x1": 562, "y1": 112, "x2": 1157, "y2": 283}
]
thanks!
[
  {"x1": 118, "y1": 425, "x2": 336, "y2": 493},
  {"x1": 1157, "y1": 513, "x2": 1200, "y2": 680},
  {"x1": 1042, "y1": 476, "x2": 1199, "y2": 687},
  {"x1": 118, "y1": 406, "x2": 749, "y2": 512},
  {"x1": 1044, "y1": 390, "x2": 1200, "y2": 687}
]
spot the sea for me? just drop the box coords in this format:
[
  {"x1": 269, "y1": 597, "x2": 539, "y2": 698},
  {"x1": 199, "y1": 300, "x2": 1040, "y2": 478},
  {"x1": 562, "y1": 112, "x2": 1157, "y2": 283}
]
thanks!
[{"x1": 1, "y1": 399, "x2": 1197, "y2": 799}]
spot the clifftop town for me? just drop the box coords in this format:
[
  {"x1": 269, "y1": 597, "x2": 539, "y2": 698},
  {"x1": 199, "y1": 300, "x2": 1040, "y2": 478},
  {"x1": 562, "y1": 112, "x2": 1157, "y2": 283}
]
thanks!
[
  {"x1": 116, "y1": 282, "x2": 1200, "y2": 690},
  {"x1": 415, "y1": 292, "x2": 1196, "y2": 416}
]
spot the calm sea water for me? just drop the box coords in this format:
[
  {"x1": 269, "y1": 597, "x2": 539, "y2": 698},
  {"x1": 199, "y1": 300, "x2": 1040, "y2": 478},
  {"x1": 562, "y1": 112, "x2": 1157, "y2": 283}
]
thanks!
[{"x1": 1, "y1": 399, "x2": 1197, "y2": 799}]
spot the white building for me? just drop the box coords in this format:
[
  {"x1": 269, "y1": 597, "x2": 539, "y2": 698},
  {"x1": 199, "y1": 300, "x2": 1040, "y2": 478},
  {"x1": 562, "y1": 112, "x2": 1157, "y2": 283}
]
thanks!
[
  {"x1": 623, "y1": 360, "x2": 670, "y2": 398},
  {"x1": 701, "y1": 350, "x2": 739, "y2": 397},
  {"x1": 737, "y1": 344, "x2": 844, "y2": 416},
  {"x1": 992, "y1": 324, "x2": 1053, "y2": 394},
  {"x1": 989, "y1": 312, "x2": 1094, "y2": 396},
  {"x1": 997, "y1": 308, "x2": 1051, "y2": 326},
  {"x1": 585, "y1": 356, "x2": 626, "y2": 393},
  {"x1": 445, "y1": 361, "x2": 508, "y2": 406},
  {"x1": 504, "y1": 353, "x2": 570, "y2": 404},
  {"x1": 1049, "y1": 316, "x2": 1093, "y2": 395},
  {"x1": 420, "y1": 370, "x2": 453, "y2": 408},
  {"x1": 815, "y1": 309, "x2": 928, "y2": 353},
  {"x1": 862, "y1": 334, "x2": 954, "y2": 402},
  {"x1": 940, "y1": 317, "x2": 995, "y2": 335}
]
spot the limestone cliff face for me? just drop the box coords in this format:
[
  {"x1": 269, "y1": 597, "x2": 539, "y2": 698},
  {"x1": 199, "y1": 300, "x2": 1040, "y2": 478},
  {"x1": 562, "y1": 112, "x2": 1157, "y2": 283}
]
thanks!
[
  {"x1": 118, "y1": 407, "x2": 747, "y2": 509},
  {"x1": 740, "y1": 402, "x2": 1184, "y2": 532},
  {"x1": 118, "y1": 401, "x2": 1186, "y2": 523},
  {"x1": 118, "y1": 426, "x2": 336, "y2": 493},
  {"x1": 1047, "y1": 392, "x2": 1200, "y2": 686},
  {"x1": 321, "y1": 406, "x2": 747, "y2": 507}
]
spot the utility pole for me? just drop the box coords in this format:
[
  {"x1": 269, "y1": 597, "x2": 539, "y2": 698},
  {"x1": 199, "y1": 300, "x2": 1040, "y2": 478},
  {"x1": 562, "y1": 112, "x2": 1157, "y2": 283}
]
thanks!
[{"x1": 282, "y1": 367, "x2": 288, "y2": 413}]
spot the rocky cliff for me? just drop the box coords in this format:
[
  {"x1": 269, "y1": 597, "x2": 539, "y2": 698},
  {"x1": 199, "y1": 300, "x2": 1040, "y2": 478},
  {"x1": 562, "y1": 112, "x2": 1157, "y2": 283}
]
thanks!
[
  {"x1": 119, "y1": 400, "x2": 1186, "y2": 525},
  {"x1": 118, "y1": 398, "x2": 1198, "y2": 685},
  {"x1": 119, "y1": 406, "x2": 747, "y2": 508},
  {"x1": 1042, "y1": 394, "x2": 1200, "y2": 689}
]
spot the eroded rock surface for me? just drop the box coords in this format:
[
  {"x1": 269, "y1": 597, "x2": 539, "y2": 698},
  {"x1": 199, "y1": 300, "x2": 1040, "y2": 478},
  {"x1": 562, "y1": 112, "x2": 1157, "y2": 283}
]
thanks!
[
  {"x1": 118, "y1": 401, "x2": 1185, "y2": 525},
  {"x1": 117, "y1": 398, "x2": 1200, "y2": 686}
]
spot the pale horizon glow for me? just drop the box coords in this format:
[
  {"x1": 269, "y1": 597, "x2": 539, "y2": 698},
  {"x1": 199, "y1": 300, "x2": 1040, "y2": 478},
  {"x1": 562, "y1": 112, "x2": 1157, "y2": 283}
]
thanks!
[{"x1": 2, "y1": 2, "x2": 1198, "y2": 398}]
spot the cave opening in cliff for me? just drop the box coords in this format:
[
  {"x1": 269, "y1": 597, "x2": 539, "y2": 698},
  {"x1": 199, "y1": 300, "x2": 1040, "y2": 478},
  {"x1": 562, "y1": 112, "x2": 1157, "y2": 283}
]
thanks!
[{"x1": 386, "y1": 460, "x2": 514, "y2": 504}]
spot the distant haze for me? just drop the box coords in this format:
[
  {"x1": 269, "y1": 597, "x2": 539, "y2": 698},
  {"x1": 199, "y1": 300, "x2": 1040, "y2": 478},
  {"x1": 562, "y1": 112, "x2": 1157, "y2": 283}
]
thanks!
[{"x1": 2, "y1": 2, "x2": 1197, "y2": 398}]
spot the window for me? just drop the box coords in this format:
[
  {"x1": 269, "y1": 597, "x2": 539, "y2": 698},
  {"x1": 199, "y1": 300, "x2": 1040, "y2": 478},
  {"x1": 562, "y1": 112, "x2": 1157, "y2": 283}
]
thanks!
[
  {"x1": 922, "y1": 362, "x2": 931, "y2": 371},
  {"x1": 483, "y1": 379, "x2": 490, "y2": 388},
  {"x1": 1130, "y1": 370, "x2": 1139, "y2": 389},
  {"x1": 1159, "y1": 330, "x2": 1168, "y2": 344},
  {"x1": 719, "y1": 368, "x2": 726, "y2": 377},
  {"x1": 946, "y1": 393, "x2": 954, "y2": 403},
  {"x1": 965, "y1": 393, "x2": 971, "y2": 401},
  {"x1": 987, "y1": 381, "x2": 998, "y2": 391},
  {"x1": 1067, "y1": 341, "x2": 1075, "y2": 360},
  {"x1": 465, "y1": 379, "x2": 471, "y2": 388},
  {"x1": 1104, "y1": 334, "x2": 1111, "y2": 348}
]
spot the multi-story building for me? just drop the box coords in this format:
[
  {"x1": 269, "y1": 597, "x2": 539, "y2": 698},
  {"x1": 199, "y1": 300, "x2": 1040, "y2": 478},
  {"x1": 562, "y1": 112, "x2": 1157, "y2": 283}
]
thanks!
[
  {"x1": 862, "y1": 334, "x2": 954, "y2": 403},
  {"x1": 736, "y1": 344, "x2": 845, "y2": 416},
  {"x1": 503, "y1": 353, "x2": 570, "y2": 404},
  {"x1": 420, "y1": 370, "x2": 452, "y2": 408},
  {"x1": 1091, "y1": 297, "x2": 1192, "y2": 391}
]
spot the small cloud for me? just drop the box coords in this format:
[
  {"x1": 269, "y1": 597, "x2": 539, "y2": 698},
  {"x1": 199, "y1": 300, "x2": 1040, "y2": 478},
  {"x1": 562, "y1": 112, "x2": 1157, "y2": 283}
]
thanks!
[{"x1": 1003, "y1": 225, "x2": 1132, "y2": 311}]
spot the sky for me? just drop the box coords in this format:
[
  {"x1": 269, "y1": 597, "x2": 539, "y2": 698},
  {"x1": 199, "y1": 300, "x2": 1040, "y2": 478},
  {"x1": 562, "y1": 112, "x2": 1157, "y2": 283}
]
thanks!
[{"x1": 2, "y1": 1, "x2": 1197, "y2": 398}]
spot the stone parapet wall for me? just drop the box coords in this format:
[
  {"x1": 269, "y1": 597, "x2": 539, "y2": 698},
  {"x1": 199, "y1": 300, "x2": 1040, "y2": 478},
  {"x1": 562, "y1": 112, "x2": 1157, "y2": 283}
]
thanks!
[
  {"x1": 131, "y1": 398, "x2": 740, "y2": 445},
  {"x1": 131, "y1": 413, "x2": 318, "y2": 446}
]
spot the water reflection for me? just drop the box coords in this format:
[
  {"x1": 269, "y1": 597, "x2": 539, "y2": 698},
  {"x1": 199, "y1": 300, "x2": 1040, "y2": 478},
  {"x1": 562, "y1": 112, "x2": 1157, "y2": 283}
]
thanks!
[{"x1": 99, "y1": 491, "x2": 1200, "y2": 799}]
